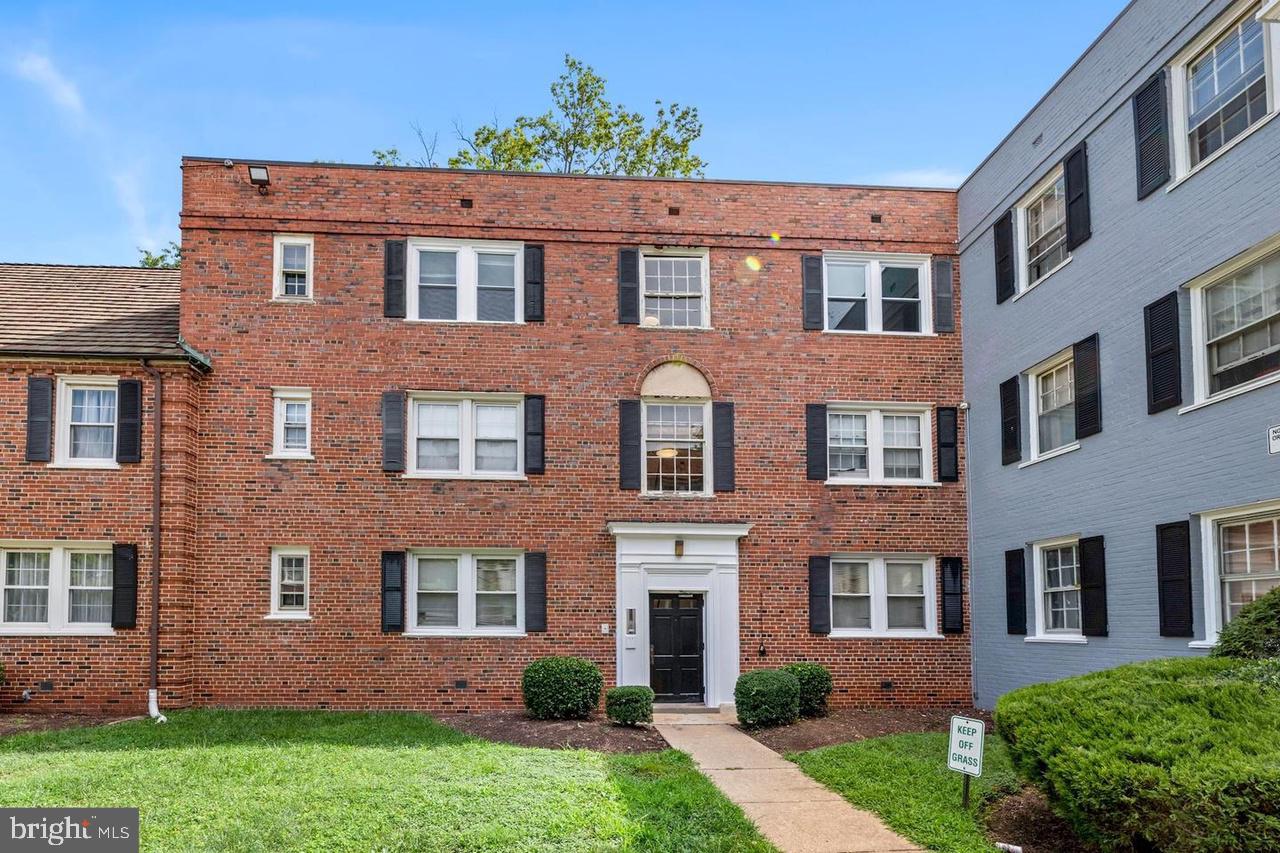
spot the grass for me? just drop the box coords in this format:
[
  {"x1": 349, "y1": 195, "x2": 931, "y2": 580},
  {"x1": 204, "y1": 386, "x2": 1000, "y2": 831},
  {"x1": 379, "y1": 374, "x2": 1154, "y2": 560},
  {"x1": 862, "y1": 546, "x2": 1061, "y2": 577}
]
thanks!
[
  {"x1": 791, "y1": 732, "x2": 1018, "y2": 853},
  {"x1": 0, "y1": 709, "x2": 773, "y2": 853}
]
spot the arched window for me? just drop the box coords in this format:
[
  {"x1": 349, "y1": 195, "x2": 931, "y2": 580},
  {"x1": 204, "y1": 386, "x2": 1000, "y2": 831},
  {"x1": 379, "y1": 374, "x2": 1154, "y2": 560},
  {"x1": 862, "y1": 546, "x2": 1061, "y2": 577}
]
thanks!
[{"x1": 640, "y1": 363, "x2": 713, "y2": 495}]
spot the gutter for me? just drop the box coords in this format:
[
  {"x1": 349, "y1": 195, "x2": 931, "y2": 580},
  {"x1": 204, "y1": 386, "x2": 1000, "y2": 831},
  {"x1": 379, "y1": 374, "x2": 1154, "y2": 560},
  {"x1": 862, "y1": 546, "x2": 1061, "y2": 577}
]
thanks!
[{"x1": 141, "y1": 360, "x2": 168, "y2": 723}]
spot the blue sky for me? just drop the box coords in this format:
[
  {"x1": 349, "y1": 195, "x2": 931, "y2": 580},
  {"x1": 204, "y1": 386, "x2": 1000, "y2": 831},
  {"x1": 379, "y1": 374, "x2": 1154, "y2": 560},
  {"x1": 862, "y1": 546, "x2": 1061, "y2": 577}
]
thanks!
[{"x1": 1, "y1": 1, "x2": 1126, "y2": 265}]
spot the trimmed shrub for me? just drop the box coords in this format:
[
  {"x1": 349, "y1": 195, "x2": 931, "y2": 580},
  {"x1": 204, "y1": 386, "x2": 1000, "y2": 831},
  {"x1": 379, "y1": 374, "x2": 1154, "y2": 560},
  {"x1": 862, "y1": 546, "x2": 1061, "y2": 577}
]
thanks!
[
  {"x1": 997, "y1": 657, "x2": 1280, "y2": 853},
  {"x1": 781, "y1": 662, "x2": 833, "y2": 717},
  {"x1": 605, "y1": 685, "x2": 654, "y2": 726},
  {"x1": 734, "y1": 669, "x2": 800, "y2": 728},
  {"x1": 1237, "y1": 657, "x2": 1280, "y2": 691},
  {"x1": 521, "y1": 656, "x2": 603, "y2": 720},
  {"x1": 1211, "y1": 585, "x2": 1280, "y2": 660}
]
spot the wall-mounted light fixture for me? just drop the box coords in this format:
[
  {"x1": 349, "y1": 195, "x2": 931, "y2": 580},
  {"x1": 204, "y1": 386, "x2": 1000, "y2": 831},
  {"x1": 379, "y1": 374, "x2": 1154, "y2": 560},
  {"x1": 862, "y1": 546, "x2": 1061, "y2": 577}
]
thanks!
[
  {"x1": 248, "y1": 165, "x2": 271, "y2": 195},
  {"x1": 674, "y1": 539, "x2": 684, "y2": 557}
]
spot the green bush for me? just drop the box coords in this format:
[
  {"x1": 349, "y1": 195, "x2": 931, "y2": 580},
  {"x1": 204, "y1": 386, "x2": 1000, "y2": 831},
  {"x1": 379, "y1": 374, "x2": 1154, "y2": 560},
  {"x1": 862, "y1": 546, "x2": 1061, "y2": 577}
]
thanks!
[
  {"x1": 521, "y1": 657, "x2": 603, "y2": 720},
  {"x1": 1211, "y1": 585, "x2": 1280, "y2": 660},
  {"x1": 1237, "y1": 657, "x2": 1280, "y2": 691},
  {"x1": 605, "y1": 686, "x2": 654, "y2": 726},
  {"x1": 781, "y1": 662, "x2": 833, "y2": 717},
  {"x1": 996, "y1": 657, "x2": 1280, "y2": 853},
  {"x1": 734, "y1": 669, "x2": 800, "y2": 728}
]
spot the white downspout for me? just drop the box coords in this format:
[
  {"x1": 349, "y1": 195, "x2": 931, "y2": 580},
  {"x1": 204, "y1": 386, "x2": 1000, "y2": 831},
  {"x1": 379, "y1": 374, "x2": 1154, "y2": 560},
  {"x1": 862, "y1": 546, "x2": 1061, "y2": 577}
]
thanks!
[{"x1": 148, "y1": 688, "x2": 167, "y2": 723}]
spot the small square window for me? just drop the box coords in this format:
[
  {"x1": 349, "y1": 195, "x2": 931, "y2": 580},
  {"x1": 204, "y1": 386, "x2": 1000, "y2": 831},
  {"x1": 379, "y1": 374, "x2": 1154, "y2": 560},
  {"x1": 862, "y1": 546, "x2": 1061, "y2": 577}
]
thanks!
[
  {"x1": 271, "y1": 389, "x2": 312, "y2": 458},
  {"x1": 273, "y1": 235, "x2": 314, "y2": 300},
  {"x1": 270, "y1": 547, "x2": 310, "y2": 618},
  {"x1": 54, "y1": 377, "x2": 119, "y2": 468}
]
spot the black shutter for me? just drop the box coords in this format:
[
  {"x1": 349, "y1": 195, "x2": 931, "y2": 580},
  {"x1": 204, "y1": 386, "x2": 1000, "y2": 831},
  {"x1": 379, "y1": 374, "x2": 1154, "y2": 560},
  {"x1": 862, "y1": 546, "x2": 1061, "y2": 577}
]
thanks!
[
  {"x1": 802, "y1": 255, "x2": 825, "y2": 330},
  {"x1": 1079, "y1": 535, "x2": 1108, "y2": 637},
  {"x1": 936, "y1": 406, "x2": 959, "y2": 483},
  {"x1": 1063, "y1": 141, "x2": 1092, "y2": 251},
  {"x1": 381, "y1": 391, "x2": 406, "y2": 472},
  {"x1": 384, "y1": 239, "x2": 406, "y2": 318},
  {"x1": 994, "y1": 210, "x2": 1015, "y2": 304},
  {"x1": 1144, "y1": 292, "x2": 1183, "y2": 414},
  {"x1": 712, "y1": 402, "x2": 735, "y2": 492},
  {"x1": 618, "y1": 248, "x2": 640, "y2": 324},
  {"x1": 1156, "y1": 521, "x2": 1194, "y2": 637},
  {"x1": 525, "y1": 551, "x2": 547, "y2": 633},
  {"x1": 933, "y1": 257, "x2": 955, "y2": 333},
  {"x1": 116, "y1": 379, "x2": 143, "y2": 464},
  {"x1": 1133, "y1": 71, "x2": 1171, "y2": 200},
  {"x1": 941, "y1": 557, "x2": 964, "y2": 634},
  {"x1": 25, "y1": 376, "x2": 53, "y2": 462},
  {"x1": 999, "y1": 376, "x2": 1022, "y2": 465},
  {"x1": 524, "y1": 395, "x2": 545, "y2": 474},
  {"x1": 805, "y1": 403, "x2": 827, "y2": 480},
  {"x1": 1074, "y1": 334, "x2": 1102, "y2": 439},
  {"x1": 111, "y1": 543, "x2": 138, "y2": 629},
  {"x1": 381, "y1": 551, "x2": 405, "y2": 633},
  {"x1": 808, "y1": 556, "x2": 831, "y2": 635},
  {"x1": 618, "y1": 399, "x2": 641, "y2": 489},
  {"x1": 524, "y1": 244, "x2": 545, "y2": 322},
  {"x1": 1005, "y1": 549, "x2": 1027, "y2": 635}
]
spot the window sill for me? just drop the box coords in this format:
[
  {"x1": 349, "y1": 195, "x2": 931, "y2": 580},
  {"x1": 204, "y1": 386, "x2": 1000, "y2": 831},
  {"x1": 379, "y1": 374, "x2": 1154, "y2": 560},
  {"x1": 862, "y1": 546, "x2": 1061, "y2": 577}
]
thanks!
[
  {"x1": 0, "y1": 626, "x2": 116, "y2": 637},
  {"x1": 270, "y1": 296, "x2": 315, "y2": 304},
  {"x1": 829, "y1": 631, "x2": 943, "y2": 640},
  {"x1": 403, "y1": 630, "x2": 526, "y2": 639},
  {"x1": 1188, "y1": 639, "x2": 1218, "y2": 649},
  {"x1": 402, "y1": 472, "x2": 527, "y2": 481},
  {"x1": 265, "y1": 453, "x2": 315, "y2": 461},
  {"x1": 641, "y1": 492, "x2": 716, "y2": 500},
  {"x1": 264, "y1": 613, "x2": 312, "y2": 621},
  {"x1": 638, "y1": 324, "x2": 713, "y2": 331},
  {"x1": 826, "y1": 478, "x2": 939, "y2": 487},
  {"x1": 1179, "y1": 371, "x2": 1280, "y2": 414},
  {"x1": 1017, "y1": 443, "x2": 1080, "y2": 469},
  {"x1": 821, "y1": 329, "x2": 937, "y2": 338},
  {"x1": 1024, "y1": 635, "x2": 1087, "y2": 645},
  {"x1": 403, "y1": 319, "x2": 526, "y2": 326},
  {"x1": 1011, "y1": 257, "x2": 1072, "y2": 303},
  {"x1": 1167, "y1": 112, "x2": 1277, "y2": 194},
  {"x1": 47, "y1": 461, "x2": 121, "y2": 470}
]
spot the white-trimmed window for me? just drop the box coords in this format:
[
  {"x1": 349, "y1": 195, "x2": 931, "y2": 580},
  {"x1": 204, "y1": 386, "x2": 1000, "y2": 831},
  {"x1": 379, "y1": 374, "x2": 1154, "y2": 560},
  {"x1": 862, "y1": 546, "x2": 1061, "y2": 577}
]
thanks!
[
  {"x1": 271, "y1": 389, "x2": 312, "y2": 458},
  {"x1": 407, "y1": 394, "x2": 523, "y2": 479},
  {"x1": 1032, "y1": 538, "x2": 1083, "y2": 638},
  {"x1": 269, "y1": 547, "x2": 310, "y2": 619},
  {"x1": 640, "y1": 248, "x2": 710, "y2": 328},
  {"x1": 408, "y1": 551, "x2": 524, "y2": 636},
  {"x1": 643, "y1": 400, "x2": 711, "y2": 495},
  {"x1": 823, "y1": 253, "x2": 932, "y2": 334},
  {"x1": 1218, "y1": 510, "x2": 1280, "y2": 624},
  {"x1": 407, "y1": 239, "x2": 523, "y2": 323},
  {"x1": 272, "y1": 235, "x2": 314, "y2": 300},
  {"x1": 1014, "y1": 166, "x2": 1070, "y2": 292},
  {"x1": 1189, "y1": 239, "x2": 1280, "y2": 402},
  {"x1": 54, "y1": 376, "x2": 118, "y2": 468},
  {"x1": 1170, "y1": 1, "x2": 1278, "y2": 179},
  {"x1": 1, "y1": 544, "x2": 113, "y2": 635},
  {"x1": 1028, "y1": 351, "x2": 1077, "y2": 459},
  {"x1": 830, "y1": 556, "x2": 937, "y2": 637},
  {"x1": 826, "y1": 405, "x2": 932, "y2": 485}
]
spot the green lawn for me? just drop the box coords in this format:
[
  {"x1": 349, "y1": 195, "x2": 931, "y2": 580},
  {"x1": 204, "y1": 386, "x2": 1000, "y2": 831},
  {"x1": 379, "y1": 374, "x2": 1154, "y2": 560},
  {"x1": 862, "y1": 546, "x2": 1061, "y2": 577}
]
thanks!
[
  {"x1": 792, "y1": 732, "x2": 1018, "y2": 853},
  {"x1": 0, "y1": 710, "x2": 773, "y2": 853}
]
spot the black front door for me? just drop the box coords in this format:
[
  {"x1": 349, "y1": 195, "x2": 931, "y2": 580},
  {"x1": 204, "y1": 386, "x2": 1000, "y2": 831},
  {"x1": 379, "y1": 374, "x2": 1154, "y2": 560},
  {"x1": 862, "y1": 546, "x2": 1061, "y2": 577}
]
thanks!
[{"x1": 649, "y1": 593, "x2": 704, "y2": 703}]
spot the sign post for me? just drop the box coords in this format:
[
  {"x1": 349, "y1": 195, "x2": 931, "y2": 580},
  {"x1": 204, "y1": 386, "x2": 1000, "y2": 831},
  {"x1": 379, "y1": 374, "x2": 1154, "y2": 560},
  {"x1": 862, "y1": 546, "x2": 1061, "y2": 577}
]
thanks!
[{"x1": 948, "y1": 715, "x2": 985, "y2": 808}]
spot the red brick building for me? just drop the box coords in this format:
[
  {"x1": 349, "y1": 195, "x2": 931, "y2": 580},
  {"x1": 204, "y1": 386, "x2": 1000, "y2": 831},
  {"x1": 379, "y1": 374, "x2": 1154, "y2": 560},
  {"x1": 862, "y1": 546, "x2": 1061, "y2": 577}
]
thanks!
[{"x1": 2, "y1": 160, "x2": 967, "y2": 714}]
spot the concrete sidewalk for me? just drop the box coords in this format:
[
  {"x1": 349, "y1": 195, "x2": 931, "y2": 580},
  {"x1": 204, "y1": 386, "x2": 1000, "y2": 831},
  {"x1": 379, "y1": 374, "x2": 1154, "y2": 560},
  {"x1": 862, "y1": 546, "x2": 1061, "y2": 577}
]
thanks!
[{"x1": 654, "y1": 709, "x2": 919, "y2": 853}]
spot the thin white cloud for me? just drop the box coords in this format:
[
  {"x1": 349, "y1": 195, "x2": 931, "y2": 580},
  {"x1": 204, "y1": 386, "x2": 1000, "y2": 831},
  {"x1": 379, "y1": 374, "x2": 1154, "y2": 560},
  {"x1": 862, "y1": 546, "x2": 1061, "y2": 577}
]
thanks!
[
  {"x1": 11, "y1": 51, "x2": 85, "y2": 121},
  {"x1": 875, "y1": 167, "x2": 968, "y2": 188},
  {"x1": 110, "y1": 168, "x2": 159, "y2": 250}
]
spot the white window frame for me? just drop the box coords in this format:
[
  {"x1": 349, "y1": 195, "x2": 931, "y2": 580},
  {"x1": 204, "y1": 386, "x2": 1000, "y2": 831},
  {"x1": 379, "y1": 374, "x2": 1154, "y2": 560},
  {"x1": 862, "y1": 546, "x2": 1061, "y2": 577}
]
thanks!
[
  {"x1": 269, "y1": 388, "x2": 313, "y2": 459},
  {"x1": 404, "y1": 392, "x2": 525, "y2": 480},
  {"x1": 1024, "y1": 348, "x2": 1080, "y2": 464},
  {"x1": 406, "y1": 238, "x2": 524, "y2": 324},
  {"x1": 1185, "y1": 231, "x2": 1280, "y2": 408},
  {"x1": 1012, "y1": 165, "x2": 1071, "y2": 297},
  {"x1": 640, "y1": 398, "x2": 714, "y2": 497},
  {"x1": 822, "y1": 252, "x2": 933, "y2": 336},
  {"x1": 52, "y1": 375, "x2": 119, "y2": 469},
  {"x1": 405, "y1": 550, "x2": 525, "y2": 637},
  {"x1": 1029, "y1": 536, "x2": 1087, "y2": 643},
  {"x1": 1169, "y1": 0, "x2": 1280, "y2": 184},
  {"x1": 825, "y1": 403, "x2": 935, "y2": 486},
  {"x1": 272, "y1": 234, "x2": 314, "y2": 301},
  {"x1": 0, "y1": 541, "x2": 114, "y2": 636},
  {"x1": 639, "y1": 246, "x2": 712, "y2": 330},
  {"x1": 1196, "y1": 496, "x2": 1280, "y2": 647},
  {"x1": 268, "y1": 546, "x2": 310, "y2": 620},
  {"x1": 829, "y1": 555, "x2": 938, "y2": 639}
]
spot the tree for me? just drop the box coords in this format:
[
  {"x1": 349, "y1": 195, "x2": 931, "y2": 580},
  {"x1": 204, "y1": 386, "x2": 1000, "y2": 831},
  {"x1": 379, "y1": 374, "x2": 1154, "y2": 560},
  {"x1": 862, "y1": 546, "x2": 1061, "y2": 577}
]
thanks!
[
  {"x1": 138, "y1": 241, "x2": 181, "y2": 269},
  {"x1": 377, "y1": 55, "x2": 705, "y2": 177}
]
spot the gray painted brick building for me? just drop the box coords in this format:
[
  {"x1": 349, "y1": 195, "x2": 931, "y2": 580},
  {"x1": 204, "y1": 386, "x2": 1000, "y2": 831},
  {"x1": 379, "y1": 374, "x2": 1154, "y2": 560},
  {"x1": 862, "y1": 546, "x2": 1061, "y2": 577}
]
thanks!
[{"x1": 959, "y1": 0, "x2": 1280, "y2": 706}]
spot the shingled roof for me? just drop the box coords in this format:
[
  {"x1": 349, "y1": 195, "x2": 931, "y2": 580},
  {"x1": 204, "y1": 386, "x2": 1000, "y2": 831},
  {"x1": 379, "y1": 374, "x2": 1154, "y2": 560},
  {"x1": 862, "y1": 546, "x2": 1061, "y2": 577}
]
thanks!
[{"x1": 0, "y1": 264, "x2": 206, "y2": 366}]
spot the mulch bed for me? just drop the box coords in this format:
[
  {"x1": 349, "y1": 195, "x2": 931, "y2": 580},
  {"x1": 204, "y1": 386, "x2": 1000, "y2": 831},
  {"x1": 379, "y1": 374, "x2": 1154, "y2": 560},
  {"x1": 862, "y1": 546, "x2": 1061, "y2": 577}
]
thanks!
[
  {"x1": 744, "y1": 706, "x2": 992, "y2": 753},
  {"x1": 983, "y1": 786, "x2": 1095, "y2": 853},
  {"x1": 0, "y1": 713, "x2": 128, "y2": 737},
  {"x1": 437, "y1": 711, "x2": 668, "y2": 753}
]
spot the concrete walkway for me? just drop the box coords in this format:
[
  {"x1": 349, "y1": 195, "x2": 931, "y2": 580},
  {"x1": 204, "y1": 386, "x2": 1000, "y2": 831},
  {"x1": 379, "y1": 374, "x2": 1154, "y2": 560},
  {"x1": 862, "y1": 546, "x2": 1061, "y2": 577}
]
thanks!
[{"x1": 654, "y1": 709, "x2": 919, "y2": 853}]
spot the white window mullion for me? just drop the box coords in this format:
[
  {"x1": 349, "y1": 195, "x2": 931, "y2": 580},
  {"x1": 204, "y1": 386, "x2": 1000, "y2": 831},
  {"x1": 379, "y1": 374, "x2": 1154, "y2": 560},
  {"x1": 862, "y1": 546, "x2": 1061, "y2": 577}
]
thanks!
[
  {"x1": 49, "y1": 547, "x2": 68, "y2": 632},
  {"x1": 459, "y1": 554, "x2": 477, "y2": 631},
  {"x1": 867, "y1": 261, "x2": 884, "y2": 333},
  {"x1": 459, "y1": 247, "x2": 477, "y2": 322},
  {"x1": 871, "y1": 559, "x2": 887, "y2": 633},
  {"x1": 460, "y1": 400, "x2": 475, "y2": 477},
  {"x1": 869, "y1": 412, "x2": 886, "y2": 481}
]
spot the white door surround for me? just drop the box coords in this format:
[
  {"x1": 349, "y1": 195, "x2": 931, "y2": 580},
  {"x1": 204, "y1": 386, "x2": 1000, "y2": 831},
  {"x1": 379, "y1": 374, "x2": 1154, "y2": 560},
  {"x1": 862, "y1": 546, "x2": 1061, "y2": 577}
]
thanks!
[{"x1": 607, "y1": 522, "x2": 750, "y2": 708}]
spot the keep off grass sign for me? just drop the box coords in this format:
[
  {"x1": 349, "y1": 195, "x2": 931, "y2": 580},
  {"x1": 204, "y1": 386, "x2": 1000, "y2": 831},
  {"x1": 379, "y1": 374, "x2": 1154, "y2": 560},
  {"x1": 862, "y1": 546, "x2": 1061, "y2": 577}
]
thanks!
[{"x1": 949, "y1": 715, "x2": 985, "y2": 777}]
